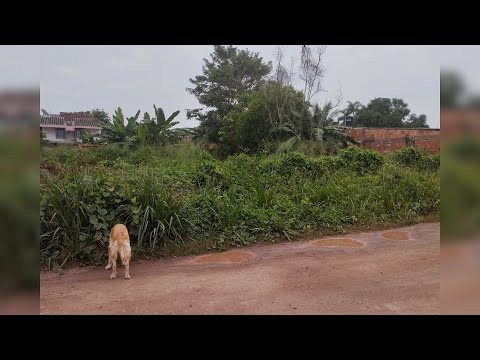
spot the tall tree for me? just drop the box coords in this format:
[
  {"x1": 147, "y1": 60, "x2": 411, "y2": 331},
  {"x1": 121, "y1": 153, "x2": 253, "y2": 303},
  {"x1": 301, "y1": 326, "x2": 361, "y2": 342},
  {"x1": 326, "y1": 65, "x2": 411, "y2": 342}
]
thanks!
[
  {"x1": 220, "y1": 92, "x2": 271, "y2": 156},
  {"x1": 260, "y1": 80, "x2": 308, "y2": 140},
  {"x1": 299, "y1": 45, "x2": 326, "y2": 103},
  {"x1": 343, "y1": 101, "x2": 363, "y2": 125},
  {"x1": 91, "y1": 109, "x2": 111, "y2": 127},
  {"x1": 404, "y1": 113, "x2": 429, "y2": 128},
  {"x1": 219, "y1": 81, "x2": 308, "y2": 156},
  {"x1": 273, "y1": 46, "x2": 294, "y2": 86},
  {"x1": 356, "y1": 98, "x2": 411, "y2": 128},
  {"x1": 186, "y1": 45, "x2": 272, "y2": 142}
]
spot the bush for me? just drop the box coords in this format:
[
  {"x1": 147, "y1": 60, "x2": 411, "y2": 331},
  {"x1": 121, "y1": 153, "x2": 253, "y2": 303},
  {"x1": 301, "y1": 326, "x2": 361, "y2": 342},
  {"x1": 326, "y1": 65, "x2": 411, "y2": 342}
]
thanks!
[
  {"x1": 390, "y1": 147, "x2": 440, "y2": 172},
  {"x1": 339, "y1": 146, "x2": 384, "y2": 175}
]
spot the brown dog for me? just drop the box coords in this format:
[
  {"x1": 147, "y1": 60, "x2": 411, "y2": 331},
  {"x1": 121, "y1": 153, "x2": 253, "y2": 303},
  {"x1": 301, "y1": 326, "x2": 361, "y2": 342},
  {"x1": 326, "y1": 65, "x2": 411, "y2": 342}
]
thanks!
[{"x1": 105, "y1": 224, "x2": 132, "y2": 279}]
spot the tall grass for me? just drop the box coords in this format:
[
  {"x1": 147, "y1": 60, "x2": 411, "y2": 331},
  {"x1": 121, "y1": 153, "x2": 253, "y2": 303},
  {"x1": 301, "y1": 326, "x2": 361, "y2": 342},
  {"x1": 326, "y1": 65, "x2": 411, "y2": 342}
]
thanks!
[{"x1": 40, "y1": 144, "x2": 440, "y2": 269}]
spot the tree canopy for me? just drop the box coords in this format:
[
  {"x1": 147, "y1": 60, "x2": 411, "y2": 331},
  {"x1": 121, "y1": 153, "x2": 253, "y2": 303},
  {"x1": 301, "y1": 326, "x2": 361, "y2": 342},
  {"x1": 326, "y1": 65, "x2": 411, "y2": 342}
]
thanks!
[
  {"x1": 186, "y1": 45, "x2": 272, "y2": 142},
  {"x1": 355, "y1": 98, "x2": 429, "y2": 128},
  {"x1": 91, "y1": 109, "x2": 111, "y2": 127}
]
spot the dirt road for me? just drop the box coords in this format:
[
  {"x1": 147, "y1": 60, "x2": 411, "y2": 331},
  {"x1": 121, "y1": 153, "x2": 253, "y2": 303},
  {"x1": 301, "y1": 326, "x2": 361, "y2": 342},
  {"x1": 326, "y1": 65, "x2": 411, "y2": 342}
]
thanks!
[{"x1": 40, "y1": 222, "x2": 439, "y2": 314}]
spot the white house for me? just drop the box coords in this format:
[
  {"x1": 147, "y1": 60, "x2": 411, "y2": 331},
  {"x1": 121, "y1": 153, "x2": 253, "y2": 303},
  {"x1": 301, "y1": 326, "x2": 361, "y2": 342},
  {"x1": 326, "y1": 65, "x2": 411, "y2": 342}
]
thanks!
[{"x1": 40, "y1": 112, "x2": 102, "y2": 143}]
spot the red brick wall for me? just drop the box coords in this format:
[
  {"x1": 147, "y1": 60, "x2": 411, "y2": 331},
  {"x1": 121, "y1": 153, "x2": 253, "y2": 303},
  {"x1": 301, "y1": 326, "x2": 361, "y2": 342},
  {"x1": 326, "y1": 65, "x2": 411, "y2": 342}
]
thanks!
[{"x1": 346, "y1": 128, "x2": 440, "y2": 154}]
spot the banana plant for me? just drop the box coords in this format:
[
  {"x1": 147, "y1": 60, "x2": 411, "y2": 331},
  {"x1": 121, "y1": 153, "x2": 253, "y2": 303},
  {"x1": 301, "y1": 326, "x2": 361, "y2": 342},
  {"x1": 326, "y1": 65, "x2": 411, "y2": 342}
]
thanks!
[
  {"x1": 276, "y1": 123, "x2": 302, "y2": 153},
  {"x1": 154, "y1": 105, "x2": 180, "y2": 135},
  {"x1": 100, "y1": 107, "x2": 140, "y2": 145},
  {"x1": 80, "y1": 129, "x2": 96, "y2": 144},
  {"x1": 312, "y1": 102, "x2": 357, "y2": 145},
  {"x1": 137, "y1": 105, "x2": 180, "y2": 146}
]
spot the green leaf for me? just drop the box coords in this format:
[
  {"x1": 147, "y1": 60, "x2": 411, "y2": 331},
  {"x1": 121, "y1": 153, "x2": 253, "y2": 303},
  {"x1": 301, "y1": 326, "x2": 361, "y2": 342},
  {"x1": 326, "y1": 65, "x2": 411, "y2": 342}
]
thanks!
[
  {"x1": 154, "y1": 105, "x2": 166, "y2": 124},
  {"x1": 83, "y1": 245, "x2": 96, "y2": 254},
  {"x1": 137, "y1": 125, "x2": 146, "y2": 142},
  {"x1": 313, "y1": 128, "x2": 324, "y2": 141},
  {"x1": 276, "y1": 136, "x2": 299, "y2": 153},
  {"x1": 133, "y1": 110, "x2": 141, "y2": 120},
  {"x1": 290, "y1": 109, "x2": 301, "y2": 118},
  {"x1": 166, "y1": 110, "x2": 180, "y2": 123}
]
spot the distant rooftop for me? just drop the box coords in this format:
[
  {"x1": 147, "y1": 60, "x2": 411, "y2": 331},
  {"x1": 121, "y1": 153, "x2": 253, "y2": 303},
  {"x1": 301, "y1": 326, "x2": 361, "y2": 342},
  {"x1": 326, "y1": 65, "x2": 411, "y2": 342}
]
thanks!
[{"x1": 40, "y1": 112, "x2": 102, "y2": 129}]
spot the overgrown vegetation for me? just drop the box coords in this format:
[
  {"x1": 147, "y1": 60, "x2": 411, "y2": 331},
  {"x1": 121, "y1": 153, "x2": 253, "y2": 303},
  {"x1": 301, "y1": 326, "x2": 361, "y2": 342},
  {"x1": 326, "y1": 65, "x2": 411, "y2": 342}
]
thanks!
[
  {"x1": 40, "y1": 144, "x2": 439, "y2": 270},
  {"x1": 40, "y1": 45, "x2": 440, "y2": 271}
]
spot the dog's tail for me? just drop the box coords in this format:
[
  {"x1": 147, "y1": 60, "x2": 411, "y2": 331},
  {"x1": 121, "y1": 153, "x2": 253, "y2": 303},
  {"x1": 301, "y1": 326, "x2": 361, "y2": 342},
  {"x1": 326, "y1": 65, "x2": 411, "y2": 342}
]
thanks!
[
  {"x1": 119, "y1": 246, "x2": 128, "y2": 265},
  {"x1": 119, "y1": 247, "x2": 126, "y2": 265}
]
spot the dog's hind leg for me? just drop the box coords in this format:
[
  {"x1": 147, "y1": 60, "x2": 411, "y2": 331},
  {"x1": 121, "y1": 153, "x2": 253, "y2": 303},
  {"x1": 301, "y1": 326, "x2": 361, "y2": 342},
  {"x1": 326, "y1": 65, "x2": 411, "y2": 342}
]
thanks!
[
  {"x1": 105, "y1": 245, "x2": 113, "y2": 270},
  {"x1": 121, "y1": 244, "x2": 131, "y2": 279},
  {"x1": 109, "y1": 243, "x2": 118, "y2": 279}
]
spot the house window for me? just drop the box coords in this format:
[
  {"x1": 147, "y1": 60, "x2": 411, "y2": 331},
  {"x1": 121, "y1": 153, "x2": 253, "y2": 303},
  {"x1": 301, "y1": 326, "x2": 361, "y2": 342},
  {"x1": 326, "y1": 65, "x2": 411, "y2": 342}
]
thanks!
[
  {"x1": 74, "y1": 129, "x2": 82, "y2": 139},
  {"x1": 55, "y1": 128, "x2": 65, "y2": 139}
]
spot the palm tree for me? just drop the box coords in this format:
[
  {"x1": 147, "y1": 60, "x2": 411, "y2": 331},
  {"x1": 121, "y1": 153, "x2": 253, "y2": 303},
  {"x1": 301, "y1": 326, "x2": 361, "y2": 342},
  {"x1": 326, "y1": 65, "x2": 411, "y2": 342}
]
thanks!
[
  {"x1": 343, "y1": 101, "x2": 363, "y2": 125},
  {"x1": 276, "y1": 102, "x2": 357, "y2": 153}
]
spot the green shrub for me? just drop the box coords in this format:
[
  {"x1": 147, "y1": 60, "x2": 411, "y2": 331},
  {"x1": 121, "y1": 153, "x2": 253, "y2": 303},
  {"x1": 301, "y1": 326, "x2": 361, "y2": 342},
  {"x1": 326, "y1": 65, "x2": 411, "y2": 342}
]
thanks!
[
  {"x1": 390, "y1": 147, "x2": 440, "y2": 172},
  {"x1": 339, "y1": 146, "x2": 384, "y2": 175}
]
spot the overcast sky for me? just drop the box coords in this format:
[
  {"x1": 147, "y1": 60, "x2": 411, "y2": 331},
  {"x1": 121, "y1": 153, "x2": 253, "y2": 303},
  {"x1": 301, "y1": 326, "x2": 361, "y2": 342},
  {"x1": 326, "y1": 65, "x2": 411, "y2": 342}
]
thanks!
[
  {"x1": 38, "y1": 45, "x2": 444, "y2": 128},
  {"x1": 3, "y1": 45, "x2": 479, "y2": 129}
]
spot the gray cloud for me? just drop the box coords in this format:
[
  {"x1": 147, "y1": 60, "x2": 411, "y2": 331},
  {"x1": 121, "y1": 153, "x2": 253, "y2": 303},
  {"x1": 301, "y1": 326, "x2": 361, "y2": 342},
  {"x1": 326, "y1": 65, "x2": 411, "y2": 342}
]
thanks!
[{"x1": 41, "y1": 45, "x2": 441, "y2": 128}]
